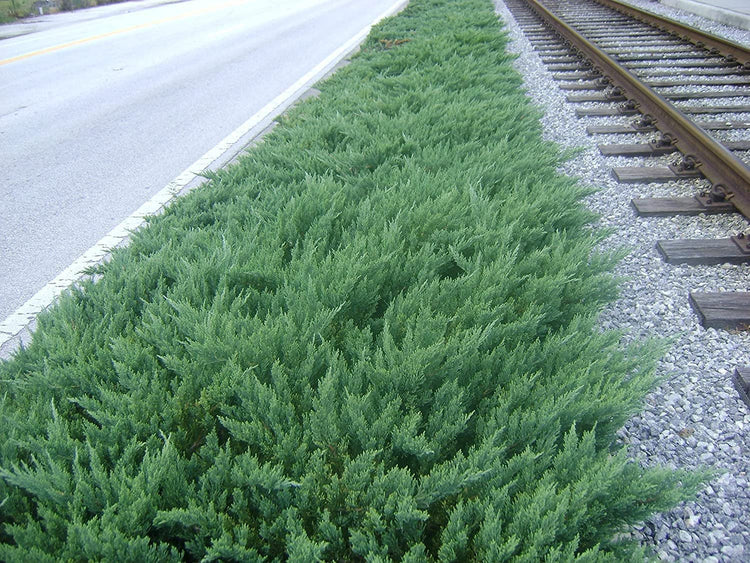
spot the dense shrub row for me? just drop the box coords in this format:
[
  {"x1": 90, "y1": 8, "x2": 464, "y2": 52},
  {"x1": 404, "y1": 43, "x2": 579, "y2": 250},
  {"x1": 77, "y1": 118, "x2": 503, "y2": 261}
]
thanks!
[
  {"x1": 0, "y1": 0, "x2": 702, "y2": 559},
  {"x1": 1, "y1": 0, "x2": 132, "y2": 22}
]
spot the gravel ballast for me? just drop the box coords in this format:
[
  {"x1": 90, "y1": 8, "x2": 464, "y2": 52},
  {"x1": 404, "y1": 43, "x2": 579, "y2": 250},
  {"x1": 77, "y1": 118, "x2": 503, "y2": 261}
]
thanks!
[{"x1": 493, "y1": 0, "x2": 750, "y2": 560}]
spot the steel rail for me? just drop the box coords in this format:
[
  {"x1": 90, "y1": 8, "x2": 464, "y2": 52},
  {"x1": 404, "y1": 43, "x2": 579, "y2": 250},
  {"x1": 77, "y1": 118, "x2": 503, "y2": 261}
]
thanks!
[
  {"x1": 594, "y1": 0, "x2": 750, "y2": 69},
  {"x1": 524, "y1": 0, "x2": 750, "y2": 218}
]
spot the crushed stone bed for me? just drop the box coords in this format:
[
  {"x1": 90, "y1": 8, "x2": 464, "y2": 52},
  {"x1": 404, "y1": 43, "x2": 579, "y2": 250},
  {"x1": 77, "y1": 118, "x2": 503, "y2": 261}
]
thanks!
[{"x1": 493, "y1": 0, "x2": 750, "y2": 560}]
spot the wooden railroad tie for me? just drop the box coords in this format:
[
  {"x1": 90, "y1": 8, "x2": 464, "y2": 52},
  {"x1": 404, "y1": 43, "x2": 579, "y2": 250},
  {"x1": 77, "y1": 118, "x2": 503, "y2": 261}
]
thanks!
[
  {"x1": 632, "y1": 197, "x2": 735, "y2": 216},
  {"x1": 611, "y1": 166, "x2": 702, "y2": 183},
  {"x1": 600, "y1": 140, "x2": 750, "y2": 156},
  {"x1": 657, "y1": 238, "x2": 750, "y2": 266},
  {"x1": 689, "y1": 292, "x2": 750, "y2": 330},
  {"x1": 588, "y1": 120, "x2": 750, "y2": 134}
]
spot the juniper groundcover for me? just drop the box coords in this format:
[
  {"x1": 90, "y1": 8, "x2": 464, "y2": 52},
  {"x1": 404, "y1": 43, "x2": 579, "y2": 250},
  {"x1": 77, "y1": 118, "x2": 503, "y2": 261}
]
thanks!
[{"x1": 0, "y1": 0, "x2": 704, "y2": 560}]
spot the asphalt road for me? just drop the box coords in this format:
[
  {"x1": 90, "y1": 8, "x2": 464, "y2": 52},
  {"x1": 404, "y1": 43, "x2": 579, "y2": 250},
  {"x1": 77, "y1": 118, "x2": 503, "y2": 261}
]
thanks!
[{"x1": 0, "y1": 0, "x2": 398, "y2": 322}]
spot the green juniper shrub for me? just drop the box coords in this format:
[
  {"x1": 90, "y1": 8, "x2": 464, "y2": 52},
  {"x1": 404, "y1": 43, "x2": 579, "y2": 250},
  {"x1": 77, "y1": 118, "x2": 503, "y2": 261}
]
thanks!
[{"x1": 0, "y1": 0, "x2": 705, "y2": 560}]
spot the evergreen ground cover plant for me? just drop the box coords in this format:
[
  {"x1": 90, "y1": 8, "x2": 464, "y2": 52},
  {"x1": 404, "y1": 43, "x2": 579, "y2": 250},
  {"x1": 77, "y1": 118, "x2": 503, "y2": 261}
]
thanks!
[{"x1": 0, "y1": 0, "x2": 705, "y2": 559}]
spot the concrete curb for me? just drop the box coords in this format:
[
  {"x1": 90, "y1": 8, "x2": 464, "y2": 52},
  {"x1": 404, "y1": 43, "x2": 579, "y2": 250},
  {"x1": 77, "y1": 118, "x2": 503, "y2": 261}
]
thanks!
[
  {"x1": 0, "y1": 0, "x2": 188, "y2": 40},
  {"x1": 660, "y1": 0, "x2": 750, "y2": 31}
]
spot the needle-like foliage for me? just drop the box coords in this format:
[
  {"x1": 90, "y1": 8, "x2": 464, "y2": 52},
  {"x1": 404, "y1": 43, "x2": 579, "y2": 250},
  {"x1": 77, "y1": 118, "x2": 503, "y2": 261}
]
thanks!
[{"x1": 0, "y1": 0, "x2": 704, "y2": 560}]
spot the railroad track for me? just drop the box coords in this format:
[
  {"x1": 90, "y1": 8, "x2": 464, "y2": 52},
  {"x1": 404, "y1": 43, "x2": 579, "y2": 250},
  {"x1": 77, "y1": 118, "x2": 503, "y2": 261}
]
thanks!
[{"x1": 503, "y1": 0, "x2": 750, "y2": 406}]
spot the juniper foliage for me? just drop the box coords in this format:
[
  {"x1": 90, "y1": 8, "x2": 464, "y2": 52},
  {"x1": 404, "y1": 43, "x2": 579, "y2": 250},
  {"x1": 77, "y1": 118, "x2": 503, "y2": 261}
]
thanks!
[{"x1": 0, "y1": 0, "x2": 704, "y2": 560}]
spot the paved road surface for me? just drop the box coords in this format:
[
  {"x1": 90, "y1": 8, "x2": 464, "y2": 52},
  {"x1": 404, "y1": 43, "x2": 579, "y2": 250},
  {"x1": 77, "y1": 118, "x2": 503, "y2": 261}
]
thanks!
[{"x1": 0, "y1": 0, "x2": 398, "y2": 322}]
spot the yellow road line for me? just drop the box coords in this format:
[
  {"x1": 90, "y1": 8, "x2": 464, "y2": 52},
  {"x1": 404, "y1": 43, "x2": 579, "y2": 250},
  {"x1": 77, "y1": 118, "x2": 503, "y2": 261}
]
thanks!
[{"x1": 0, "y1": 0, "x2": 252, "y2": 67}]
